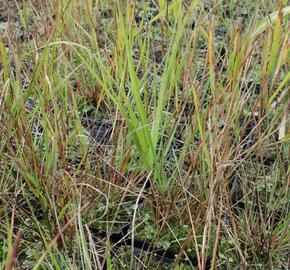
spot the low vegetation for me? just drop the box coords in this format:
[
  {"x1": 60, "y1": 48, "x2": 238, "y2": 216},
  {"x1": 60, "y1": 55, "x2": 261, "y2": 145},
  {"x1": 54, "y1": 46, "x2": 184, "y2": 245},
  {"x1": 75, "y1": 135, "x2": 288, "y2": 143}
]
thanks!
[{"x1": 0, "y1": 0, "x2": 289, "y2": 269}]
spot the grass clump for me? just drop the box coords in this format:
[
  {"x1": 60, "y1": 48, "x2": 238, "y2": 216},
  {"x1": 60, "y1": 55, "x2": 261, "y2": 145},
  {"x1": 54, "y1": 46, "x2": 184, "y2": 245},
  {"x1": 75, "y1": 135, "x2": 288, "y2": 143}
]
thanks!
[{"x1": 0, "y1": 0, "x2": 289, "y2": 269}]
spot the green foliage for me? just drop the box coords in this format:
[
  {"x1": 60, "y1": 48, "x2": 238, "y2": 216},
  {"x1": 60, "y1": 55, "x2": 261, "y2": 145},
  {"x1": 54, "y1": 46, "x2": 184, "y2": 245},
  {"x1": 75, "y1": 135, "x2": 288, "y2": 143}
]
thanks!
[{"x1": 0, "y1": 0, "x2": 289, "y2": 269}]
